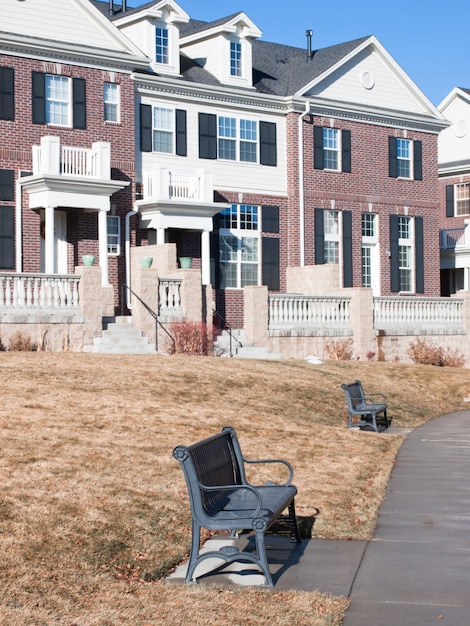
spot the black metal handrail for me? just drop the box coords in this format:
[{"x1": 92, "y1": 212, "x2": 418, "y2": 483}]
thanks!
[
  {"x1": 121, "y1": 284, "x2": 175, "y2": 353},
  {"x1": 213, "y1": 309, "x2": 242, "y2": 357}
]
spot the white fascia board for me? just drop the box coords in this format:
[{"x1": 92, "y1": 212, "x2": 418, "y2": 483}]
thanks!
[
  {"x1": 133, "y1": 72, "x2": 290, "y2": 114},
  {"x1": 297, "y1": 35, "x2": 446, "y2": 123},
  {"x1": 180, "y1": 12, "x2": 261, "y2": 46},
  {"x1": 114, "y1": 0, "x2": 189, "y2": 27},
  {"x1": 0, "y1": 31, "x2": 149, "y2": 72}
]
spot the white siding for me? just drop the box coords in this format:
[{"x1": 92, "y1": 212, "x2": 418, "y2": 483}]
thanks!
[
  {"x1": 181, "y1": 36, "x2": 226, "y2": 84},
  {"x1": 439, "y1": 96, "x2": 470, "y2": 164},
  {"x1": 0, "y1": 0, "x2": 131, "y2": 52},
  {"x1": 306, "y1": 48, "x2": 430, "y2": 115},
  {"x1": 139, "y1": 95, "x2": 287, "y2": 196}
]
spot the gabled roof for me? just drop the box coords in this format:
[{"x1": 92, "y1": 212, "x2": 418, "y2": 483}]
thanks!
[
  {"x1": 438, "y1": 87, "x2": 470, "y2": 112},
  {"x1": 179, "y1": 12, "x2": 261, "y2": 43}
]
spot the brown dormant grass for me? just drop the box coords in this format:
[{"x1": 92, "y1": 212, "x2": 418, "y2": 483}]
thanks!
[{"x1": 1, "y1": 353, "x2": 469, "y2": 625}]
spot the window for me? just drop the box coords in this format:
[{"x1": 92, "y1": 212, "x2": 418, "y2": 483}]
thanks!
[
  {"x1": 46, "y1": 75, "x2": 70, "y2": 126},
  {"x1": 230, "y1": 41, "x2": 242, "y2": 77},
  {"x1": 396, "y1": 138, "x2": 411, "y2": 178},
  {"x1": 455, "y1": 183, "x2": 470, "y2": 216},
  {"x1": 398, "y1": 216, "x2": 413, "y2": 292},
  {"x1": 104, "y1": 83, "x2": 119, "y2": 123},
  {"x1": 314, "y1": 126, "x2": 351, "y2": 172},
  {"x1": 153, "y1": 107, "x2": 174, "y2": 153},
  {"x1": 219, "y1": 204, "x2": 259, "y2": 288},
  {"x1": 107, "y1": 215, "x2": 120, "y2": 255},
  {"x1": 324, "y1": 210, "x2": 339, "y2": 264},
  {"x1": 156, "y1": 26, "x2": 169, "y2": 64},
  {"x1": 323, "y1": 128, "x2": 340, "y2": 170},
  {"x1": 361, "y1": 214, "x2": 377, "y2": 288},
  {"x1": 218, "y1": 117, "x2": 257, "y2": 162},
  {"x1": 389, "y1": 137, "x2": 422, "y2": 180}
]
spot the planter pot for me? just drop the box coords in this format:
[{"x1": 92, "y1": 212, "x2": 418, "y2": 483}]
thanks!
[
  {"x1": 82, "y1": 254, "x2": 96, "y2": 266},
  {"x1": 179, "y1": 256, "x2": 192, "y2": 269},
  {"x1": 140, "y1": 256, "x2": 153, "y2": 269}
]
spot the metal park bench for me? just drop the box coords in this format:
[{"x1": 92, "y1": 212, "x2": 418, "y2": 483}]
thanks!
[
  {"x1": 173, "y1": 426, "x2": 301, "y2": 587},
  {"x1": 341, "y1": 379, "x2": 390, "y2": 432}
]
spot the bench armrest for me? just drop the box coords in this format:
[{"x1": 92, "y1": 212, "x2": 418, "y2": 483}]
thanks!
[
  {"x1": 363, "y1": 392, "x2": 386, "y2": 404},
  {"x1": 199, "y1": 482, "x2": 263, "y2": 518},
  {"x1": 242, "y1": 457, "x2": 294, "y2": 486}
]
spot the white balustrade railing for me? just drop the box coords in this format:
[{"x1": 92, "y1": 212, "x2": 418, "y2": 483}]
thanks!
[
  {"x1": 168, "y1": 171, "x2": 200, "y2": 200},
  {"x1": 269, "y1": 294, "x2": 351, "y2": 329},
  {"x1": 61, "y1": 146, "x2": 97, "y2": 177},
  {"x1": 374, "y1": 297, "x2": 463, "y2": 328},
  {"x1": 0, "y1": 274, "x2": 80, "y2": 311},
  {"x1": 440, "y1": 226, "x2": 469, "y2": 250},
  {"x1": 158, "y1": 278, "x2": 182, "y2": 316},
  {"x1": 143, "y1": 167, "x2": 211, "y2": 203}
]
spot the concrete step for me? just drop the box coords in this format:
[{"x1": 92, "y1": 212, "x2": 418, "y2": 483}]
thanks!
[
  {"x1": 213, "y1": 329, "x2": 282, "y2": 360},
  {"x1": 234, "y1": 346, "x2": 283, "y2": 360},
  {"x1": 84, "y1": 317, "x2": 156, "y2": 354}
]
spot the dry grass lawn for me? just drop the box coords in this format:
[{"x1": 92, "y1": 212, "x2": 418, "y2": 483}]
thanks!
[{"x1": 1, "y1": 353, "x2": 469, "y2": 625}]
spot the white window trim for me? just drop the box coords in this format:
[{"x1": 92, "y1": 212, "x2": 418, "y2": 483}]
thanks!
[
  {"x1": 396, "y1": 138, "x2": 413, "y2": 180},
  {"x1": 455, "y1": 182, "x2": 470, "y2": 216},
  {"x1": 152, "y1": 105, "x2": 175, "y2": 154},
  {"x1": 398, "y1": 216, "x2": 414, "y2": 293},
  {"x1": 219, "y1": 204, "x2": 260, "y2": 289},
  {"x1": 324, "y1": 209, "x2": 340, "y2": 264},
  {"x1": 152, "y1": 22, "x2": 179, "y2": 75},
  {"x1": 323, "y1": 128, "x2": 341, "y2": 172},
  {"x1": 217, "y1": 115, "x2": 259, "y2": 163},
  {"x1": 104, "y1": 82, "x2": 120, "y2": 124},
  {"x1": 107, "y1": 214, "x2": 120, "y2": 256},
  {"x1": 45, "y1": 74, "x2": 71, "y2": 127}
]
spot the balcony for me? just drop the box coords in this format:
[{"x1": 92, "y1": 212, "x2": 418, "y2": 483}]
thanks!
[
  {"x1": 142, "y1": 167, "x2": 213, "y2": 204},
  {"x1": 440, "y1": 224, "x2": 470, "y2": 250}
]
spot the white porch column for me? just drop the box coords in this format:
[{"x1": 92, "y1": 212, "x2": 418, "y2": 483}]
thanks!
[
  {"x1": 464, "y1": 266, "x2": 470, "y2": 291},
  {"x1": 98, "y1": 209, "x2": 109, "y2": 286},
  {"x1": 45, "y1": 205, "x2": 55, "y2": 274},
  {"x1": 156, "y1": 227, "x2": 165, "y2": 245},
  {"x1": 201, "y1": 229, "x2": 211, "y2": 285}
]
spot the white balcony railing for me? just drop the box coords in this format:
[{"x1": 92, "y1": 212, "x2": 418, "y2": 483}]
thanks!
[
  {"x1": 440, "y1": 225, "x2": 470, "y2": 250},
  {"x1": 0, "y1": 274, "x2": 80, "y2": 312},
  {"x1": 374, "y1": 297, "x2": 463, "y2": 329},
  {"x1": 269, "y1": 294, "x2": 351, "y2": 329},
  {"x1": 32, "y1": 136, "x2": 110, "y2": 179},
  {"x1": 143, "y1": 167, "x2": 212, "y2": 203}
]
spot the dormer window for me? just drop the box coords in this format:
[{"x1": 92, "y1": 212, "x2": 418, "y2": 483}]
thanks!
[
  {"x1": 156, "y1": 25, "x2": 169, "y2": 64},
  {"x1": 230, "y1": 41, "x2": 242, "y2": 77}
]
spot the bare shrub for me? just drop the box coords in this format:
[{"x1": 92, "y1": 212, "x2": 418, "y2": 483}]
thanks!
[
  {"x1": 366, "y1": 351, "x2": 376, "y2": 361},
  {"x1": 408, "y1": 337, "x2": 465, "y2": 367},
  {"x1": 168, "y1": 321, "x2": 213, "y2": 356},
  {"x1": 324, "y1": 337, "x2": 353, "y2": 360},
  {"x1": 8, "y1": 331, "x2": 37, "y2": 352}
]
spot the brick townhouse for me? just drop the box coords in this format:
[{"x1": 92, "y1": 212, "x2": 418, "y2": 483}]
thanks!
[{"x1": 1, "y1": 0, "x2": 448, "y2": 337}]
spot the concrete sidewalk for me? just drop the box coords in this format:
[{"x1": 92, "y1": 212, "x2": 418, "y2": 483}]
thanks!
[{"x1": 169, "y1": 411, "x2": 470, "y2": 624}]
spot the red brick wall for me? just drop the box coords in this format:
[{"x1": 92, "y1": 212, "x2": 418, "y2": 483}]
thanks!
[{"x1": 0, "y1": 54, "x2": 136, "y2": 311}]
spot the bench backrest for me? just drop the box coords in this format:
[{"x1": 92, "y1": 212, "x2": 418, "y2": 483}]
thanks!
[
  {"x1": 341, "y1": 380, "x2": 364, "y2": 410},
  {"x1": 174, "y1": 426, "x2": 245, "y2": 518}
]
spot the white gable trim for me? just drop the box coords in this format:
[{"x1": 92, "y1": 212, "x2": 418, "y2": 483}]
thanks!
[
  {"x1": 296, "y1": 35, "x2": 445, "y2": 122},
  {"x1": 438, "y1": 88, "x2": 470, "y2": 113},
  {"x1": 180, "y1": 12, "x2": 261, "y2": 45},
  {"x1": 114, "y1": 0, "x2": 189, "y2": 27}
]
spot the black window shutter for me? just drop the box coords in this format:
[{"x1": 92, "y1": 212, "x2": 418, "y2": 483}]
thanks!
[
  {"x1": 0, "y1": 67, "x2": 14, "y2": 121},
  {"x1": 314, "y1": 126, "x2": 324, "y2": 170},
  {"x1": 259, "y1": 121, "x2": 277, "y2": 166},
  {"x1": 262, "y1": 237, "x2": 280, "y2": 291},
  {"x1": 388, "y1": 136, "x2": 398, "y2": 178},
  {"x1": 140, "y1": 104, "x2": 152, "y2": 152},
  {"x1": 342, "y1": 129, "x2": 351, "y2": 173},
  {"x1": 413, "y1": 140, "x2": 422, "y2": 181},
  {"x1": 0, "y1": 169, "x2": 14, "y2": 201},
  {"x1": 415, "y1": 216, "x2": 424, "y2": 293},
  {"x1": 262, "y1": 205, "x2": 279, "y2": 233},
  {"x1": 0, "y1": 206, "x2": 15, "y2": 270},
  {"x1": 32, "y1": 71, "x2": 46, "y2": 125},
  {"x1": 198, "y1": 113, "x2": 217, "y2": 159},
  {"x1": 314, "y1": 207, "x2": 325, "y2": 264},
  {"x1": 445, "y1": 184, "x2": 454, "y2": 217},
  {"x1": 342, "y1": 210, "x2": 353, "y2": 287},
  {"x1": 389, "y1": 215, "x2": 400, "y2": 292},
  {"x1": 175, "y1": 109, "x2": 187, "y2": 157},
  {"x1": 72, "y1": 78, "x2": 86, "y2": 129}
]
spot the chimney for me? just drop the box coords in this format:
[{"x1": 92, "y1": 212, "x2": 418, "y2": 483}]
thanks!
[
  {"x1": 122, "y1": 0, "x2": 127, "y2": 11},
  {"x1": 306, "y1": 29, "x2": 313, "y2": 62},
  {"x1": 109, "y1": 0, "x2": 114, "y2": 14}
]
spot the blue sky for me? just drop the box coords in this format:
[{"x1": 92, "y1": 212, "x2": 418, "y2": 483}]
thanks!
[{"x1": 128, "y1": 0, "x2": 470, "y2": 106}]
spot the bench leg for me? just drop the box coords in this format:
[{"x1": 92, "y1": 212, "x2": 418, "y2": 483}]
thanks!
[
  {"x1": 288, "y1": 499, "x2": 302, "y2": 543},
  {"x1": 254, "y1": 530, "x2": 274, "y2": 588},
  {"x1": 185, "y1": 519, "x2": 202, "y2": 583}
]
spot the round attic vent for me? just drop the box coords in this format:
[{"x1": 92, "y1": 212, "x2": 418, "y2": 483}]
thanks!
[
  {"x1": 360, "y1": 71, "x2": 375, "y2": 90},
  {"x1": 454, "y1": 119, "x2": 468, "y2": 138}
]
